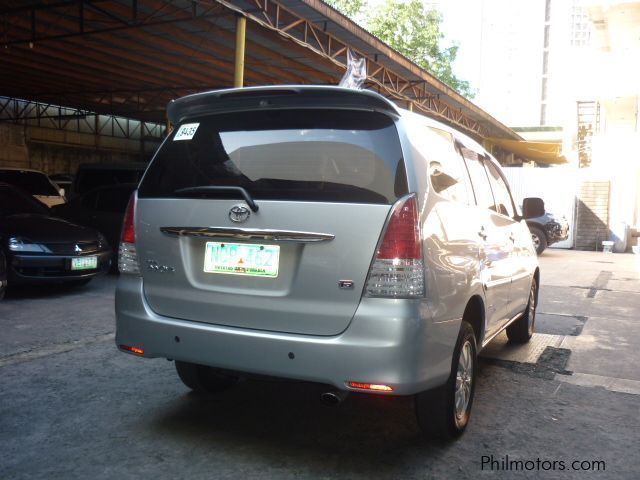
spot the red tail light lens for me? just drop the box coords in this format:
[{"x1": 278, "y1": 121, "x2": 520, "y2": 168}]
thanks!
[
  {"x1": 121, "y1": 192, "x2": 136, "y2": 243},
  {"x1": 119, "y1": 191, "x2": 140, "y2": 274},
  {"x1": 375, "y1": 195, "x2": 421, "y2": 259},
  {"x1": 364, "y1": 194, "x2": 424, "y2": 298}
]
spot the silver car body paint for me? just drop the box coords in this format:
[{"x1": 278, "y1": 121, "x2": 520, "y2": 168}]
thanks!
[{"x1": 115, "y1": 86, "x2": 538, "y2": 396}]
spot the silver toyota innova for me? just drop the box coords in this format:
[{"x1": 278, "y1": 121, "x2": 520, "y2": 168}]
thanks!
[{"x1": 116, "y1": 86, "x2": 542, "y2": 440}]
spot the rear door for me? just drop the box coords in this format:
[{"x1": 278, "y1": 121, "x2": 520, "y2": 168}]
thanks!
[
  {"x1": 483, "y1": 159, "x2": 532, "y2": 318},
  {"x1": 136, "y1": 108, "x2": 407, "y2": 336},
  {"x1": 460, "y1": 147, "x2": 514, "y2": 338}
]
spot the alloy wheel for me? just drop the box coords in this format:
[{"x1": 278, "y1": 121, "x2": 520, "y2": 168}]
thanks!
[{"x1": 454, "y1": 340, "x2": 474, "y2": 427}]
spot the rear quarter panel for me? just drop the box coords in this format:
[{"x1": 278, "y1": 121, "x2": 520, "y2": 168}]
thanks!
[{"x1": 396, "y1": 114, "x2": 485, "y2": 354}]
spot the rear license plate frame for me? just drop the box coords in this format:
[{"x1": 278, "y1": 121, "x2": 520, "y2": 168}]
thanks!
[{"x1": 204, "y1": 241, "x2": 280, "y2": 278}]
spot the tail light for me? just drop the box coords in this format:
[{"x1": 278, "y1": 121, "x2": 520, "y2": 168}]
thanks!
[
  {"x1": 118, "y1": 191, "x2": 140, "y2": 274},
  {"x1": 364, "y1": 194, "x2": 424, "y2": 298}
]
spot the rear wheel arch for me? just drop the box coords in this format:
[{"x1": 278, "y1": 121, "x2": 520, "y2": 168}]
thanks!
[{"x1": 462, "y1": 295, "x2": 485, "y2": 346}]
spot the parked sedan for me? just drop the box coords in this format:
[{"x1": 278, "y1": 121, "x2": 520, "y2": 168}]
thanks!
[
  {"x1": 0, "y1": 183, "x2": 111, "y2": 288},
  {"x1": 526, "y1": 211, "x2": 570, "y2": 255}
]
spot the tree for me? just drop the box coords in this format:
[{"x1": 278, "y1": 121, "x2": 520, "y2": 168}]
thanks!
[
  {"x1": 324, "y1": 0, "x2": 473, "y2": 98},
  {"x1": 324, "y1": 0, "x2": 365, "y2": 18}
]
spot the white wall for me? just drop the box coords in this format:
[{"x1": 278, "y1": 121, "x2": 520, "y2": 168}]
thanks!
[{"x1": 503, "y1": 166, "x2": 579, "y2": 248}]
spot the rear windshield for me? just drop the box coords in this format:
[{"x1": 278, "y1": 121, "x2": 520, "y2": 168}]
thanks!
[
  {"x1": 0, "y1": 186, "x2": 49, "y2": 216},
  {"x1": 75, "y1": 169, "x2": 145, "y2": 195},
  {"x1": 0, "y1": 170, "x2": 59, "y2": 196},
  {"x1": 138, "y1": 109, "x2": 407, "y2": 204}
]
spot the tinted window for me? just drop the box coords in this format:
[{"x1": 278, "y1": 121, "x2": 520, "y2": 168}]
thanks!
[
  {"x1": 76, "y1": 169, "x2": 144, "y2": 195},
  {"x1": 461, "y1": 148, "x2": 496, "y2": 211},
  {"x1": 81, "y1": 191, "x2": 98, "y2": 209},
  {"x1": 484, "y1": 159, "x2": 515, "y2": 217},
  {"x1": 139, "y1": 110, "x2": 407, "y2": 204},
  {"x1": 0, "y1": 186, "x2": 49, "y2": 216},
  {"x1": 0, "y1": 170, "x2": 59, "y2": 196},
  {"x1": 95, "y1": 187, "x2": 135, "y2": 213}
]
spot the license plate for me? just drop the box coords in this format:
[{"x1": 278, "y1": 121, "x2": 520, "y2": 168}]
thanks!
[
  {"x1": 71, "y1": 256, "x2": 98, "y2": 270},
  {"x1": 204, "y1": 242, "x2": 280, "y2": 278}
]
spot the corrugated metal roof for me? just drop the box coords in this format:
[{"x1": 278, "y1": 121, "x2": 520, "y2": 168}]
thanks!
[{"x1": 0, "y1": 0, "x2": 521, "y2": 141}]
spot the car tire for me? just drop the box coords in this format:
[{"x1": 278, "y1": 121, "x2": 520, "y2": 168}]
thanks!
[
  {"x1": 175, "y1": 361, "x2": 238, "y2": 393},
  {"x1": 506, "y1": 277, "x2": 537, "y2": 344},
  {"x1": 529, "y1": 226, "x2": 547, "y2": 255},
  {"x1": 415, "y1": 321, "x2": 477, "y2": 440}
]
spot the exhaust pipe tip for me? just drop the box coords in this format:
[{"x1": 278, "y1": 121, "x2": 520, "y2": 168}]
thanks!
[{"x1": 320, "y1": 391, "x2": 348, "y2": 406}]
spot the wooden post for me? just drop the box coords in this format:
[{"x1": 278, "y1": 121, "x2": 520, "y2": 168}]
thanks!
[{"x1": 234, "y1": 16, "x2": 246, "y2": 88}]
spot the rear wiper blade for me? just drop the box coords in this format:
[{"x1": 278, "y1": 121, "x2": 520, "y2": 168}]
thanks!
[{"x1": 174, "y1": 185, "x2": 259, "y2": 212}]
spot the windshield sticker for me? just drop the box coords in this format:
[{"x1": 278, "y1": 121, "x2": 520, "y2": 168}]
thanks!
[{"x1": 173, "y1": 123, "x2": 200, "y2": 141}]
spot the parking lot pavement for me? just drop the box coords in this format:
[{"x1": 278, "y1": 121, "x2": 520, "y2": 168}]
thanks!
[
  {"x1": 0, "y1": 276, "x2": 117, "y2": 363},
  {"x1": 538, "y1": 250, "x2": 640, "y2": 392},
  {"x1": 2, "y1": 252, "x2": 640, "y2": 479}
]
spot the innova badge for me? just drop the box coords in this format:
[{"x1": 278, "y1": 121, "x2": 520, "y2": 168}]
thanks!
[{"x1": 229, "y1": 205, "x2": 251, "y2": 223}]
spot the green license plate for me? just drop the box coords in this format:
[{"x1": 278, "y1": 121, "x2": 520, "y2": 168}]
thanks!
[
  {"x1": 71, "y1": 256, "x2": 98, "y2": 270},
  {"x1": 204, "y1": 242, "x2": 280, "y2": 278}
]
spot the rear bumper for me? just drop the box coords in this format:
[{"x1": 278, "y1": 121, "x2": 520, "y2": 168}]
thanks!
[
  {"x1": 115, "y1": 275, "x2": 458, "y2": 395},
  {"x1": 8, "y1": 251, "x2": 111, "y2": 284}
]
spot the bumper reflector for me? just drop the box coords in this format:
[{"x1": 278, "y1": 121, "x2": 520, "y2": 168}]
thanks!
[
  {"x1": 119, "y1": 344, "x2": 144, "y2": 355},
  {"x1": 347, "y1": 381, "x2": 393, "y2": 392}
]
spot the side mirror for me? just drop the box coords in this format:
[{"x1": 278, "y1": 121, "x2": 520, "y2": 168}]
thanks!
[{"x1": 523, "y1": 197, "x2": 545, "y2": 218}]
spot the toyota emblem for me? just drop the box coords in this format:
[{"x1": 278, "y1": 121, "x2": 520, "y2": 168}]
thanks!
[{"x1": 229, "y1": 205, "x2": 251, "y2": 223}]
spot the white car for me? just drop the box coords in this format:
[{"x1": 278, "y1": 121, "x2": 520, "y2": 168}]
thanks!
[{"x1": 0, "y1": 168, "x2": 66, "y2": 207}]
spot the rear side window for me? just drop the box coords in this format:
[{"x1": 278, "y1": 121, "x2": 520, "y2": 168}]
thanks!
[
  {"x1": 461, "y1": 148, "x2": 496, "y2": 211},
  {"x1": 0, "y1": 170, "x2": 59, "y2": 196},
  {"x1": 484, "y1": 159, "x2": 515, "y2": 217},
  {"x1": 0, "y1": 186, "x2": 49, "y2": 216},
  {"x1": 139, "y1": 110, "x2": 407, "y2": 204},
  {"x1": 424, "y1": 128, "x2": 471, "y2": 204}
]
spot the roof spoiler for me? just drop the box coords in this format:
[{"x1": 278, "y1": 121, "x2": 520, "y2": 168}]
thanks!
[{"x1": 167, "y1": 86, "x2": 400, "y2": 124}]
